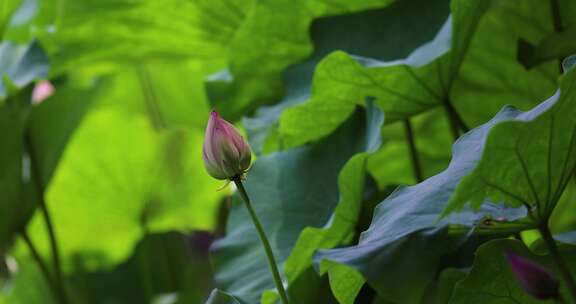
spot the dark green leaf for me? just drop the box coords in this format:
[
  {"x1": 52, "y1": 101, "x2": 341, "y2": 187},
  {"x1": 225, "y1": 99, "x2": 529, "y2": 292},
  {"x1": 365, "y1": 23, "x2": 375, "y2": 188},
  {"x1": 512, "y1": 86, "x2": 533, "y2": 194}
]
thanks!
[
  {"x1": 518, "y1": 25, "x2": 576, "y2": 69},
  {"x1": 451, "y1": 0, "x2": 571, "y2": 127},
  {"x1": 278, "y1": 0, "x2": 492, "y2": 148},
  {"x1": 0, "y1": 103, "x2": 26, "y2": 248},
  {"x1": 450, "y1": 239, "x2": 576, "y2": 303},
  {"x1": 443, "y1": 68, "x2": 576, "y2": 222},
  {"x1": 315, "y1": 102, "x2": 537, "y2": 303}
]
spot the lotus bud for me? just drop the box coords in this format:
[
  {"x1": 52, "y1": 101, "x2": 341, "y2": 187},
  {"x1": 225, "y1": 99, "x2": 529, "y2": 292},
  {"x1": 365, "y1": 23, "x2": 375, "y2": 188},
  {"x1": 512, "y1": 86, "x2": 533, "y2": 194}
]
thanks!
[
  {"x1": 202, "y1": 111, "x2": 251, "y2": 180},
  {"x1": 506, "y1": 251, "x2": 559, "y2": 300},
  {"x1": 32, "y1": 80, "x2": 54, "y2": 104}
]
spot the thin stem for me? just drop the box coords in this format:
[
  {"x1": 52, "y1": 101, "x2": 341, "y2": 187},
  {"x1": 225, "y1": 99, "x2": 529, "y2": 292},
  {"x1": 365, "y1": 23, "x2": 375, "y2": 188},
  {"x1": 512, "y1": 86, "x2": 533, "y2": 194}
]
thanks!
[
  {"x1": 550, "y1": 0, "x2": 564, "y2": 72},
  {"x1": 444, "y1": 109, "x2": 460, "y2": 142},
  {"x1": 539, "y1": 222, "x2": 576, "y2": 303},
  {"x1": 24, "y1": 132, "x2": 69, "y2": 304},
  {"x1": 441, "y1": 98, "x2": 469, "y2": 141},
  {"x1": 137, "y1": 65, "x2": 166, "y2": 129},
  {"x1": 550, "y1": 0, "x2": 563, "y2": 33},
  {"x1": 233, "y1": 178, "x2": 289, "y2": 304},
  {"x1": 20, "y1": 230, "x2": 61, "y2": 302},
  {"x1": 403, "y1": 119, "x2": 423, "y2": 182}
]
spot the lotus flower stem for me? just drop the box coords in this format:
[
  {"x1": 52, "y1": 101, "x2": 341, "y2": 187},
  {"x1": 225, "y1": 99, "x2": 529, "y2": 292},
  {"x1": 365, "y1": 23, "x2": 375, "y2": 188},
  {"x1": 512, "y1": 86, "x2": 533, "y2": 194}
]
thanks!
[
  {"x1": 233, "y1": 177, "x2": 290, "y2": 304},
  {"x1": 539, "y1": 223, "x2": 576, "y2": 302},
  {"x1": 20, "y1": 230, "x2": 60, "y2": 302},
  {"x1": 25, "y1": 131, "x2": 69, "y2": 304}
]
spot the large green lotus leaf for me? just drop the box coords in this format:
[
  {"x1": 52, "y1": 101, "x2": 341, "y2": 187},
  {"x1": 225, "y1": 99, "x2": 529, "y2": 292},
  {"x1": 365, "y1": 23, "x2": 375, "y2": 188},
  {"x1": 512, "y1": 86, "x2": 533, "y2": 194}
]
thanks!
[
  {"x1": 449, "y1": 239, "x2": 576, "y2": 303},
  {"x1": 205, "y1": 0, "x2": 399, "y2": 120},
  {"x1": 277, "y1": 0, "x2": 494, "y2": 148},
  {"x1": 0, "y1": 41, "x2": 48, "y2": 98},
  {"x1": 244, "y1": 1, "x2": 454, "y2": 192},
  {"x1": 90, "y1": 62, "x2": 218, "y2": 130},
  {"x1": 37, "y1": 0, "x2": 251, "y2": 74},
  {"x1": 210, "y1": 105, "x2": 381, "y2": 303},
  {"x1": 315, "y1": 102, "x2": 543, "y2": 303},
  {"x1": 244, "y1": 0, "x2": 450, "y2": 155},
  {"x1": 450, "y1": 0, "x2": 576, "y2": 127},
  {"x1": 443, "y1": 68, "x2": 576, "y2": 220},
  {"x1": 24, "y1": 106, "x2": 224, "y2": 271}
]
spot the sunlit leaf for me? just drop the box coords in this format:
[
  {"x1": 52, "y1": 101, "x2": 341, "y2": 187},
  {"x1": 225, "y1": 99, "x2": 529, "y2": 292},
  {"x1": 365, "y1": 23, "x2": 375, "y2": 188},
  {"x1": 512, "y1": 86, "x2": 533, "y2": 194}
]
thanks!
[{"x1": 38, "y1": 0, "x2": 252, "y2": 73}]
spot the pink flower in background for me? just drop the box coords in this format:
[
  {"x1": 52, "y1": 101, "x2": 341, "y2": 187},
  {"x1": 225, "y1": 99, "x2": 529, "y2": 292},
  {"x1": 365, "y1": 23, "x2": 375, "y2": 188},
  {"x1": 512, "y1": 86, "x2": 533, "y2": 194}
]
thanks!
[
  {"x1": 506, "y1": 251, "x2": 559, "y2": 300},
  {"x1": 202, "y1": 111, "x2": 252, "y2": 180},
  {"x1": 32, "y1": 80, "x2": 55, "y2": 104}
]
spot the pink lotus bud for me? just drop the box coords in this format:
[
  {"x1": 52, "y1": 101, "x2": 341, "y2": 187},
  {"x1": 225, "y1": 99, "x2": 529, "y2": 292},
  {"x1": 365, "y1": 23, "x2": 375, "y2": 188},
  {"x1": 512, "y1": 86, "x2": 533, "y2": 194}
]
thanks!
[
  {"x1": 506, "y1": 251, "x2": 559, "y2": 300},
  {"x1": 31, "y1": 80, "x2": 55, "y2": 104},
  {"x1": 202, "y1": 111, "x2": 251, "y2": 180}
]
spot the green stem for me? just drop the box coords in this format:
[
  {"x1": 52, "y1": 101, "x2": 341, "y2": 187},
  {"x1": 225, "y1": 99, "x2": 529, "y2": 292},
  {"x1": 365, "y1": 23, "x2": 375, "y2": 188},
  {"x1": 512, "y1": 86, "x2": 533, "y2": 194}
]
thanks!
[
  {"x1": 25, "y1": 132, "x2": 69, "y2": 304},
  {"x1": 441, "y1": 98, "x2": 469, "y2": 141},
  {"x1": 550, "y1": 0, "x2": 563, "y2": 33},
  {"x1": 539, "y1": 222, "x2": 576, "y2": 303},
  {"x1": 233, "y1": 178, "x2": 289, "y2": 304},
  {"x1": 137, "y1": 65, "x2": 165, "y2": 129},
  {"x1": 549, "y1": 0, "x2": 564, "y2": 72},
  {"x1": 20, "y1": 230, "x2": 62, "y2": 303},
  {"x1": 403, "y1": 119, "x2": 423, "y2": 182}
]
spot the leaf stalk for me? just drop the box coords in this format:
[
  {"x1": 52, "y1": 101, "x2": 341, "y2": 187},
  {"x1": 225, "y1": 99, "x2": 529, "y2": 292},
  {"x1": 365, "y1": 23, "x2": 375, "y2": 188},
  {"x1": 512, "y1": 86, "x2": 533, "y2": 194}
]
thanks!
[
  {"x1": 538, "y1": 222, "x2": 576, "y2": 303},
  {"x1": 25, "y1": 132, "x2": 69, "y2": 304},
  {"x1": 403, "y1": 119, "x2": 423, "y2": 182},
  {"x1": 20, "y1": 230, "x2": 61, "y2": 301}
]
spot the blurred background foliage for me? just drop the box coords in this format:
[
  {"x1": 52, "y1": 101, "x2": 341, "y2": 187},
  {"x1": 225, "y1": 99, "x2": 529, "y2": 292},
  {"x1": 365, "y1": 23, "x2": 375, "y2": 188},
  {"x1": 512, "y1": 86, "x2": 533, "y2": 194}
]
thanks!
[{"x1": 0, "y1": 0, "x2": 575, "y2": 303}]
